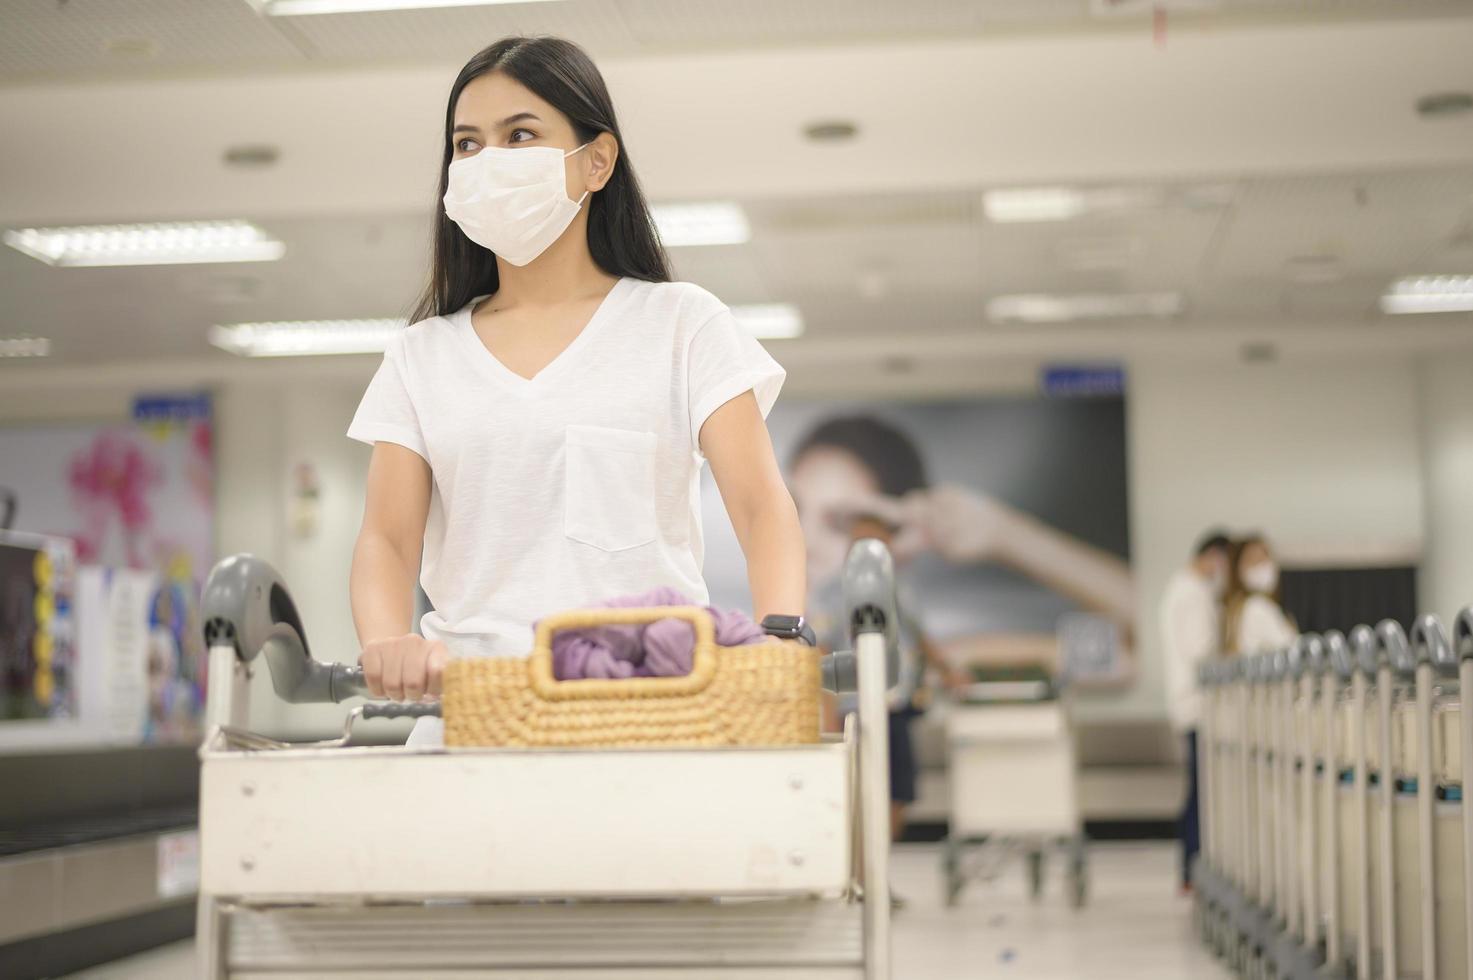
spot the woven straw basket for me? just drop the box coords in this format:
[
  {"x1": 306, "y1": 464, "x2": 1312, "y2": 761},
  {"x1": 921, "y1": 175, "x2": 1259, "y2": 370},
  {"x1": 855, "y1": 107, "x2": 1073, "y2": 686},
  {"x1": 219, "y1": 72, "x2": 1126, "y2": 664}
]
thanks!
[{"x1": 442, "y1": 606, "x2": 821, "y2": 749}]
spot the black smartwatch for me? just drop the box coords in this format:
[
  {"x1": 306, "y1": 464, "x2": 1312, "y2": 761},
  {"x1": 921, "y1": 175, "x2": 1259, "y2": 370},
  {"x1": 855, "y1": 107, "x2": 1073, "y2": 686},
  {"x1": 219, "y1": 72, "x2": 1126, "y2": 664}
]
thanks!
[{"x1": 761, "y1": 614, "x2": 816, "y2": 647}]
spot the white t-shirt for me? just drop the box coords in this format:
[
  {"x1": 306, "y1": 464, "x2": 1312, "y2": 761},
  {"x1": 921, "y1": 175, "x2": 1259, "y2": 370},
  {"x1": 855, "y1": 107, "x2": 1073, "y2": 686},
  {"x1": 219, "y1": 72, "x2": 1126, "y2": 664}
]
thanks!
[
  {"x1": 1234, "y1": 594, "x2": 1297, "y2": 655},
  {"x1": 1159, "y1": 568, "x2": 1218, "y2": 733},
  {"x1": 348, "y1": 275, "x2": 785, "y2": 666}
]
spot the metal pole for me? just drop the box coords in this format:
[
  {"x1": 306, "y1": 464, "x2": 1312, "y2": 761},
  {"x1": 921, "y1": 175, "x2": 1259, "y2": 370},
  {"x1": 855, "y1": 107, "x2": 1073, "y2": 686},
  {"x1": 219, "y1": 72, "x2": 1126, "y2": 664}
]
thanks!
[
  {"x1": 1283, "y1": 667, "x2": 1301, "y2": 939},
  {"x1": 1453, "y1": 608, "x2": 1473, "y2": 980},
  {"x1": 1352, "y1": 667, "x2": 1372, "y2": 980},
  {"x1": 856, "y1": 628, "x2": 891, "y2": 980},
  {"x1": 1376, "y1": 662, "x2": 1397, "y2": 980},
  {"x1": 1260, "y1": 659, "x2": 1277, "y2": 913},
  {"x1": 1323, "y1": 666, "x2": 1341, "y2": 968},
  {"x1": 204, "y1": 643, "x2": 249, "y2": 731},
  {"x1": 1414, "y1": 659, "x2": 1438, "y2": 980},
  {"x1": 1238, "y1": 671, "x2": 1252, "y2": 894},
  {"x1": 1301, "y1": 667, "x2": 1319, "y2": 950}
]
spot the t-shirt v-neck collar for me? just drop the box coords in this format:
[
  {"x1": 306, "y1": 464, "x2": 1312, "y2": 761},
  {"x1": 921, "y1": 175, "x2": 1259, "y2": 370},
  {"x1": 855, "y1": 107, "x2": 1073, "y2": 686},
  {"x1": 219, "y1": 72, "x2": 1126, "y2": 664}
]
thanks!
[{"x1": 457, "y1": 277, "x2": 630, "y2": 388}]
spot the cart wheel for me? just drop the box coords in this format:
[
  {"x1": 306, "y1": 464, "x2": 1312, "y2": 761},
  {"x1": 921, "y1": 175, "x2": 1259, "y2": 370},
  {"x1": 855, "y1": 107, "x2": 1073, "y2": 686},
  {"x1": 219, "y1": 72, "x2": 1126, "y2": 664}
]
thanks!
[
  {"x1": 1066, "y1": 837, "x2": 1090, "y2": 907},
  {"x1": 1067, "y1": 860, "x2": 1087, "y2": 908},
  {"x1": 943, "y1": 837, "x2": 963, "y2": 907},
  {"x1": 1026, "y1": 850, "x2": 1044, "y2": 900}
]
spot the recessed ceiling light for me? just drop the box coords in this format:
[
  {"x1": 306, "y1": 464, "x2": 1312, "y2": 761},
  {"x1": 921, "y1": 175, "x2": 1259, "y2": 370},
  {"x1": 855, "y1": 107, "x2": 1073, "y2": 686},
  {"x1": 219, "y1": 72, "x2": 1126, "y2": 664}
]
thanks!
[
  {"x1": 1284, "y1": 255, "x2": 1346, "y2": 285},
  {"x1": 987, "y1": 292, "x2": 1183, "y2": 323},
  {"x1": 255, "y1": 0, "x2": 562, "y2": 14},
  {"x1": 730, "y1": 304, "x2": 804, "y2": 340},
  {"x1": 3, "y1": 221, "x2": 285, "y2": 268},
  {"x1": 210, "y1": 319, "x2": 404, "y2": 357},
  {"x1": 0, "y1": 337, "x2": 51, "y2": 359},
  {"x1": 1416, "y1": 92, "x2": 1473, "y2": 119},
  {"x1": 803, "y1": 120, "x2": 860, "y2": 143},
  {"x1": 1056, "y1": 236, "x2": 1142, "y2": 272},
  {"x1": 102, "y1": 37, "x2": 157, "y2": 59},
  {"x1": 982, "y1": 186, "x2": 1159, "y2": 223},
  {"x1": 1380, "y1": 275, "x2": 1473, "y2": 315},
  {"x1": 652, "y1": 202, "x2": 750, "y2": 247},
  {"x1": 1240, "y1": 341, "x2": 1278, "y2": 364},
  {"x1": 223, "y1": 144, "x2": 281, "y2": 169}
]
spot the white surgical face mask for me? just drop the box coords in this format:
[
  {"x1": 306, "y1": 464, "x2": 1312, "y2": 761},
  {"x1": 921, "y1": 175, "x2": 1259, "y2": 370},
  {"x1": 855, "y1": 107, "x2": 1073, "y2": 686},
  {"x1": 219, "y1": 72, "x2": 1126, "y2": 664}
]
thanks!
[
  {"x1": 442, "y1": 141, "x2": 591, "y2": 267},
  {"x1": 1207, "y1": 565, "x2": 1228, "y2": 598},
  {"x1": 1241, "y1": 562, "x2": 1278, "y2": 594}
]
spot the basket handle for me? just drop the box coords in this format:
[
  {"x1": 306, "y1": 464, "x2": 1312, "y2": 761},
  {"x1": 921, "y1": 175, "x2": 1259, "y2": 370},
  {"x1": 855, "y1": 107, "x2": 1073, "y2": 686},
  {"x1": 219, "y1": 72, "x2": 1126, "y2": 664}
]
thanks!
[{"x1": 528, "y1": 605, "x2": 720, "y2": 700}]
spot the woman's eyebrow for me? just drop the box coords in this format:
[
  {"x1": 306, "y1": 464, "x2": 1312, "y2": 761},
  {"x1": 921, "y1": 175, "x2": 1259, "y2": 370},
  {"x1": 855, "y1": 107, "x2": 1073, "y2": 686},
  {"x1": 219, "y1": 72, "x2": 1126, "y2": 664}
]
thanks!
[{"x1": 452, "y1": 112, "x2": 542, "y2": 135}]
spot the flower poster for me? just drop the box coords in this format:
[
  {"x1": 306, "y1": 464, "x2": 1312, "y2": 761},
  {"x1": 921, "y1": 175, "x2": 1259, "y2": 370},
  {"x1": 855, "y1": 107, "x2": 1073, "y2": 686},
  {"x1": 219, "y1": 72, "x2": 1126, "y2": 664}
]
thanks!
[{"x1": 0, "y1": 394, "x2": 213, "y2": 743}]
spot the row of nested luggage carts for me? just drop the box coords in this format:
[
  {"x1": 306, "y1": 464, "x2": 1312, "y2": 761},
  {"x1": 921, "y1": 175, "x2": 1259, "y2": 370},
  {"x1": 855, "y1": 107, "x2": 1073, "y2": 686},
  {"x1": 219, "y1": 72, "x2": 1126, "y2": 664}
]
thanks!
[{"x1": 1194, "y1": 610, "x2": 1470, "y2": 980}]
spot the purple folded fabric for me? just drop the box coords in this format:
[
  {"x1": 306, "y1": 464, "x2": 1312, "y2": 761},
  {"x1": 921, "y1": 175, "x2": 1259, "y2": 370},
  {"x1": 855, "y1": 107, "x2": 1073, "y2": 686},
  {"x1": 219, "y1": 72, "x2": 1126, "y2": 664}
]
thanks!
[{"x1": 548, "y1": 586, "x2": 768, "y2": 680}]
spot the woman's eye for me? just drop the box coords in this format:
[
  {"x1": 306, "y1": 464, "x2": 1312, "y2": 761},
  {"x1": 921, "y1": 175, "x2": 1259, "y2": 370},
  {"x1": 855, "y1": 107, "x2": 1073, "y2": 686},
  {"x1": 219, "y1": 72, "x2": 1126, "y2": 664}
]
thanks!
[
  {"x1": 509, "y1": 128, "x2": 536, "y2": 144},
  {"x1": 454, "y1": 138, "x2": 480, "y2": 153}
]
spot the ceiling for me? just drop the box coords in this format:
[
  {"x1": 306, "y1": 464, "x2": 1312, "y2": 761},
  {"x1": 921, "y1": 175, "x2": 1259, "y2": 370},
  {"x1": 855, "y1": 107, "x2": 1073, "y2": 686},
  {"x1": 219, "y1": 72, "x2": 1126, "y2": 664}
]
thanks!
[
  {"x1": 1, "y1": 0, "x2": 1471, "y2": 379},
  {"x1": 4, "y1": 0, "x2": 1472, "y2": 83}
]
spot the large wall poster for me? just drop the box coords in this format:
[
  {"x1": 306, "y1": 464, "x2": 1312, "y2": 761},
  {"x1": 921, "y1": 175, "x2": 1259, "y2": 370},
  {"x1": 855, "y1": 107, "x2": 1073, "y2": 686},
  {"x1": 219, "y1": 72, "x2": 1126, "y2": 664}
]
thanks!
[{"x1": 701, "y1": 395, "x2": 1135, "y2": 688}]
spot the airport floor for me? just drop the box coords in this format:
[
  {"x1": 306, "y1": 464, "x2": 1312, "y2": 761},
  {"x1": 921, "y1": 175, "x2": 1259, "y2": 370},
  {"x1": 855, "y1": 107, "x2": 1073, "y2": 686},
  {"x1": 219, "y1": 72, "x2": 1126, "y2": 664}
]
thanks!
[{"x1": 61, "y1": 840, "x2": 1229, "y2": 980}]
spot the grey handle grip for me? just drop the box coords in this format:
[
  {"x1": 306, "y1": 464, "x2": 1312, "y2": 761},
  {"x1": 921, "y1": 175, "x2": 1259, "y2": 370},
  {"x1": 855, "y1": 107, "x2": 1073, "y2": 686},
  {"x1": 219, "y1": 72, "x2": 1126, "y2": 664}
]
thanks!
[
  {"x1": 1456, "y1": 606, "x2": 1473, "y2": 662},
  {"x1": 361, "y1": 701, "x2": 442, "y2": 720},
  {"x1": 1322, "y1": 630, "x2": 1354, "y2": 680},
  {"x1": 822, "y1": 539, "x2": 902, "y2": 694},
  {"x1": 202, "y1": 554, "x2": 369, "y2": 705},
  {"x1": 1377, "y1": 619, "x2": 1414, "y2": 676},
  {"x1": 1410, "y1": 613, "x2": 1458, "y2": 675},
  {"x1": 1349, "y1": 624, "x2": 1378, "y2": 676}
]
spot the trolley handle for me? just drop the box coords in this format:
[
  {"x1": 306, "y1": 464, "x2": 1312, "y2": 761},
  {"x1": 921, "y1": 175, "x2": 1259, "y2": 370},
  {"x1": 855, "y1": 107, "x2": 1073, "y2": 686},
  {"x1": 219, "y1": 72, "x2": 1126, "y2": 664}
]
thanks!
[
  {"x1": 1456, "y1": 606, "x2": 1473, "y2": 661},
  {"x1": 1409, "y1": 613, "x2": 1458, "y2": 676},
  {"x1": 360, "y1": 700, "x2": 442, "y2": 720}
]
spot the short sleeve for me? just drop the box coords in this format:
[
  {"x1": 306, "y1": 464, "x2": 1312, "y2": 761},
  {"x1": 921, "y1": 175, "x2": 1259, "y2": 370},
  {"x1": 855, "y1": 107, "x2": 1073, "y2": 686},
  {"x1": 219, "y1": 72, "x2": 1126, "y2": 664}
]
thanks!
[
  {"x1": 347, "y1": 336, "x2": 428, "y2": 461},
  {"x1": 686, "y1": 307, "x2": 786, "y2": 443}
]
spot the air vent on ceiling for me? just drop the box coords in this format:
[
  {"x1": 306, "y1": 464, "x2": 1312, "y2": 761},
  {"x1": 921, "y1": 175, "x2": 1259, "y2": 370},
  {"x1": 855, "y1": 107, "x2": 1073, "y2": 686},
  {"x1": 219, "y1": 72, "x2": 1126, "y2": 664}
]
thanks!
[{"x1": 1091, "y1": 0, "x2": 1221, "y2": 17}]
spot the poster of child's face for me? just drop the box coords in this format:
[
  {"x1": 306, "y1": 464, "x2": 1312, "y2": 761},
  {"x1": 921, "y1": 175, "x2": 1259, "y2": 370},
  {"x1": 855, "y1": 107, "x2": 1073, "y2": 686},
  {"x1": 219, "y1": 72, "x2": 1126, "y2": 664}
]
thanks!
[{"x1": 701, "y1": 396, "x2": 1135, "y2": 684}]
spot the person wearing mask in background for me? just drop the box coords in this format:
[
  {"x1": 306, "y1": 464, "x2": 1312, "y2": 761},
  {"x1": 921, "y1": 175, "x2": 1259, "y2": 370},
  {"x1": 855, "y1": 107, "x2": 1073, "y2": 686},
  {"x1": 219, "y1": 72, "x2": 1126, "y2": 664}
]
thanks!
[
  {"x1": 1222, "y1": 534, "x2": 1297, "y2": 656},
  {"x1": 1159, "y1": 529, "x2": 1232, "y2": 895},
  {"x1": 814, "y1": 512, "x2": 970, "y2": 908}
]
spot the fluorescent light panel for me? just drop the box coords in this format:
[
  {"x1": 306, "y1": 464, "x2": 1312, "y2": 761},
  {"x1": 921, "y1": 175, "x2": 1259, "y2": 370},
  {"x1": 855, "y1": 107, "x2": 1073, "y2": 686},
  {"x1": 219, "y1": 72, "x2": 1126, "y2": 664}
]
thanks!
[
  {"x1": 1380, "y1": 275, "x2": 1473, "y2": 314},
  {"x1": 4, "y1": 221, "x2": 284, "y2": 268},
  {"x1": 730, "y1": 304, "x2": 803, "y2": 340},
  {"x1": 0, "y1": 337, "x2": 51, "y2": 358},
  {"x1": 211, "y1": 319, "x2": 404, "y2": 357},
  {"x1": 982, "y1": 186, "x2": 1161, "y2": 223},
  {"x1": 988, "y1": 293, "x2": 1183, "y2": 323},
  {"x1": 652, "y1": 202, "x2": 751, "y2": 247},
  {"x1": 261, "y1": 0, "x2": 562, "y2": 13}
]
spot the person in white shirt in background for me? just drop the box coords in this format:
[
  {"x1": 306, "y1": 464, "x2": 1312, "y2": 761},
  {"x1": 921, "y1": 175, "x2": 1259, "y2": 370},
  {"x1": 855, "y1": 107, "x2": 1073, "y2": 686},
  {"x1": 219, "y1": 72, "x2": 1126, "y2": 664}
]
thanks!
[
  {"x1": 1222, "y1": 534, "x2": 1298, "y2": 656},
  {"x1": 1160, "y1": 529, "x2": 1232, "y2": 894}
]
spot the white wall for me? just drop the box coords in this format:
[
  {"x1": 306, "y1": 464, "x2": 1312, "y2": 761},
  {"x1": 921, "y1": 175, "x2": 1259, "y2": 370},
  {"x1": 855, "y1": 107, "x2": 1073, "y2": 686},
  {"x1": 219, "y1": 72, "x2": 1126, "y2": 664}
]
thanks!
[
  {"x1": 1417, "y1": 354, "x2": 1473, "y2": 625},
  {"x1": 1121, "y1": 357, "x2": 1427, "y2": 722}
]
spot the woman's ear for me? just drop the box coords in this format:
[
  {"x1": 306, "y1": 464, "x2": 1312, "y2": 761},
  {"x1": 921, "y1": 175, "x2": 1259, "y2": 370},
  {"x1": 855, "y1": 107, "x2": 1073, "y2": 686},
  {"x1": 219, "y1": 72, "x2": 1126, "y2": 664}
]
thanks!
[{"x1": 586, "y1": 132, "x2": 619, "y2": 193}]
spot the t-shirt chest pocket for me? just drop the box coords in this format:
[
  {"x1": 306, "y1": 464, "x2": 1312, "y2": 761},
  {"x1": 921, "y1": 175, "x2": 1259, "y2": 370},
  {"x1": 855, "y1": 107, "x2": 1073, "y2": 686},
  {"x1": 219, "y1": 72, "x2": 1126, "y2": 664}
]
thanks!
[{"x1": 563, "y1": 424, "x2": 659, "y2": 552}]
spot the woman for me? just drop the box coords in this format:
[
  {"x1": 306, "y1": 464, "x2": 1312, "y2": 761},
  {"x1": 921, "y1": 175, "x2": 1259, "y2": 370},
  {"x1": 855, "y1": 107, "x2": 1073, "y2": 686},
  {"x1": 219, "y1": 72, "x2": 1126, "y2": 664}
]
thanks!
[
  {"x1": 789, "y1": 415, "x2": 1135, "y2": 676},
  {"x1": 1222, "y1": 534, "x2": 1297, "y2": 654},
  {"x1": 346, "y1": 37, "x2": 806, "y2": 745}
]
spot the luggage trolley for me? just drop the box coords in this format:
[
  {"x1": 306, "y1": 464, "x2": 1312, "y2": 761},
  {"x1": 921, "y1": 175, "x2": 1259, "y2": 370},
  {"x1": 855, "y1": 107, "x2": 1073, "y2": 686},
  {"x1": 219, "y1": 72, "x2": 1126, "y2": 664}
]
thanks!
[
  {"x1": 940, "y1": 676, "x2": 1086, "y2": 909},
  {"x1": 194, "y1": 542, "x2": 903, "y2": 980}
]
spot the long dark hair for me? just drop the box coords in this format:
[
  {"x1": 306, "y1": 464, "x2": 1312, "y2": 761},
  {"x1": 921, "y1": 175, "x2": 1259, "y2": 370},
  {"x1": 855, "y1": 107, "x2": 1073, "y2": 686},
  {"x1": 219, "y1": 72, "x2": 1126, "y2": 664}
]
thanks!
[
  {"x1": 790, "y1": 416, "x2": 930, "y2": 497},
  {"x1": 1222, "y1": 533, "x2": 1287, "y2": 652},
  {"x1": 408, "y1": 36, "x2": 671, "y2": 324}
]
